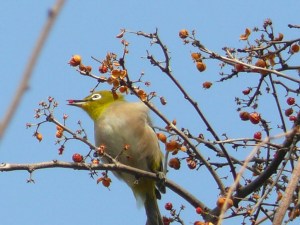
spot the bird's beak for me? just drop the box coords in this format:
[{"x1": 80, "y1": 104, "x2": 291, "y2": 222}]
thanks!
[{"x1": 67, "y1": 99, "x2": 86, "y2": 107}]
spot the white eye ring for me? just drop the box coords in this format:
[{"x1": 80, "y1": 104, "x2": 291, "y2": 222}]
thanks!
[{"x1": 91, "y1": 93, "x2": 102, "y2": 101}]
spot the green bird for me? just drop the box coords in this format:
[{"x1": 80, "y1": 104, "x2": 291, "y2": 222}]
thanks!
[{"x1": 68, "y1": 90, "x2": 165, "y2": 225}]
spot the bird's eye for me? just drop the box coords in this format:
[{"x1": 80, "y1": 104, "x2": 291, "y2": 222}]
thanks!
[{"x1": 91, "y1": 93, "x2": 102, "y2": 101}]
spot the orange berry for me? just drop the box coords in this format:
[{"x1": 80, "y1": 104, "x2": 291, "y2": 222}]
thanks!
[
  {"x1": 157, "y1": 133, "x2": 167, "y2": 143},
  {"x1": 137, "y1": 89, "x2": 147, "y2": 101},
  {"x1": 216, "y1": 197, "x2": 233, "y2": 209},
  {"x1": 56, "y1": 125, "x2": 64, "y2": 132},
  {"x1": 111, "y1": 69, "x2": 127, "y2": 79},
  {"x1": 291, "y1": 44, "x2": 300, "y2": 53},
  {"x1": 79, "y1": 64, "x2": 86, "y2": 71},
  {"x1": 254, "y1": 59, "x2": 268, "y2": 75},
  {"x1": 179, "y1": 29, "x2": 189, "y2": 39},
  {"x1": 196, "y1": 62, "x2": 206, "y2": 72},
  {"x1": 191, "y1": 52, "x2": 201, "y2": 61},
  {"x1": 274, "y1": 33, "x2": 284, "y2": 41},
  {"x1": 86, "y1": 65, "x2": 92, "y2": 73},
  {"x1": 35, "y1": 132, "x2": 43, "y2": 142},
  {"x1": 69, "y1": 55, "x2": 81, "y2": 67},
  {"x1": 249, "y1": 112, "x2": 261, "y2": 124},
  {"x1": 255, "y1": 59, "x2": 266, "y2": 68},
  {"x1": 112, "y1": 79, "x2": 120, "y2": 88},
  {"x1": 56, "y1": 131, "x2": 63, "y2": 138},
  {"x1": 168, "y1": 158, "x2": 180, "y2": 170},
  {"x1": 165, "y1": 140, "x2": 179, "y2": 151}
]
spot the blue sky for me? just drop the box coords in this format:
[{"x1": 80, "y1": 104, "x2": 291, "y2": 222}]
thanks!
[{"x1": 1, "y1": 1, "x2": 299, "y2": 225}]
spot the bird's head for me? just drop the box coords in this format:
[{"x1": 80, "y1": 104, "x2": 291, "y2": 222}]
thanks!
[{"x1": 68, "y1": 90, "x2": 124, "y2": 121}]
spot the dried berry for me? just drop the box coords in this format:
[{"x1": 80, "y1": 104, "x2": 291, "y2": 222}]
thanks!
[
  {"x1": 69, "y1": 55, "x2": 81, "y2": 67},
  {"x1": 168, "y1": 158, "x2": 180, "y2": 170}
]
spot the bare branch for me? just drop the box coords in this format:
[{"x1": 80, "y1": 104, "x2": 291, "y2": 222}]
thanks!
[
  {"x1": 0, "y1": 160, "x2": 208, "y2": 214},
  {"x1": 273, "y1": 140, "x2": 300, "y2": 225},
  {"x1": 0, "y1": 0, "x2": 66, "y2": 140}
]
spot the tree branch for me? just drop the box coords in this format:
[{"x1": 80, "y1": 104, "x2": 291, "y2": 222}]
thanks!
[
  {"x1": 0, "y1": 0, "x2": 65, "y2": 140},
  {"x1": 0, "y1": 160, "x2": 208, "y2": 214}
]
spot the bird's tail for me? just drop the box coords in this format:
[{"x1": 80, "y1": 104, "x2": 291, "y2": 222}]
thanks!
[{"x1": 144, "y1": 192, "x2": 163, "y2": 225}]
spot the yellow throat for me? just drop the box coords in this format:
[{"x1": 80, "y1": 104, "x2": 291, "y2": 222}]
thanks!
[{"x1": 68, "y1": 90, "x2": 125, "y2": 121}]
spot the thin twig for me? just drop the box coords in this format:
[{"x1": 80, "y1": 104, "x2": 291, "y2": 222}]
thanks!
[{"x1": 0, "y1": 0, "x2": 65, "y2": 140}]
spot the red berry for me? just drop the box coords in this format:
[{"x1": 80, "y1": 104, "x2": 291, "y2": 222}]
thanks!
[
  {"x1": 287, "y1": 97, "x2": 295, "y2": 105},
  {"x1": 72, "y1": 153, "x2": 83, "y2": 163},
  {"x1": 165, "y1": 202, "x2": 173, "y2": 210},
  {"x1": 285, "y1": 108, "x2": 293, "y2": 117},
  {"x1": 253, "y1": 132, "x2": 262, "y2": 140},
  {"x1": 196, "y1": 207, "x2": 203, "y2": 214},
  {"x1": 249, "y1": 112, "x2": 261, "y2": 124},
  {"x1": 289, "y1": 115, "x2": 297, "y2": 122},
  {"x1": 58, "y1": 147, "x2": 64, "y2": 155},
  {"x1": 101, "y1": 177, "x2": 112, "y2": 187},
  {"x1": 202, "y1": 81, "x2": 212, "y2": 89},
  {"x1": 163, "y1": 217, "x2": 171, "y2": 225},
  {"x1": 235, "y1": 63, "x2": 245, "y2": 72},
  {"x1": 99, "y1": 65, "x2": 108, "y2": 73},
  {"x1": 291, "y1": 44, "x2": 300, "y2": 53},
  {"x1": 242, "y1": 88, "x2": 251, "y2": 95}
]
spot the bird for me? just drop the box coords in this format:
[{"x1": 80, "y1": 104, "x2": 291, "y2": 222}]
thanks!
[{"x1": 68, "y1": 90, "x2": 165, "y2": 225}]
